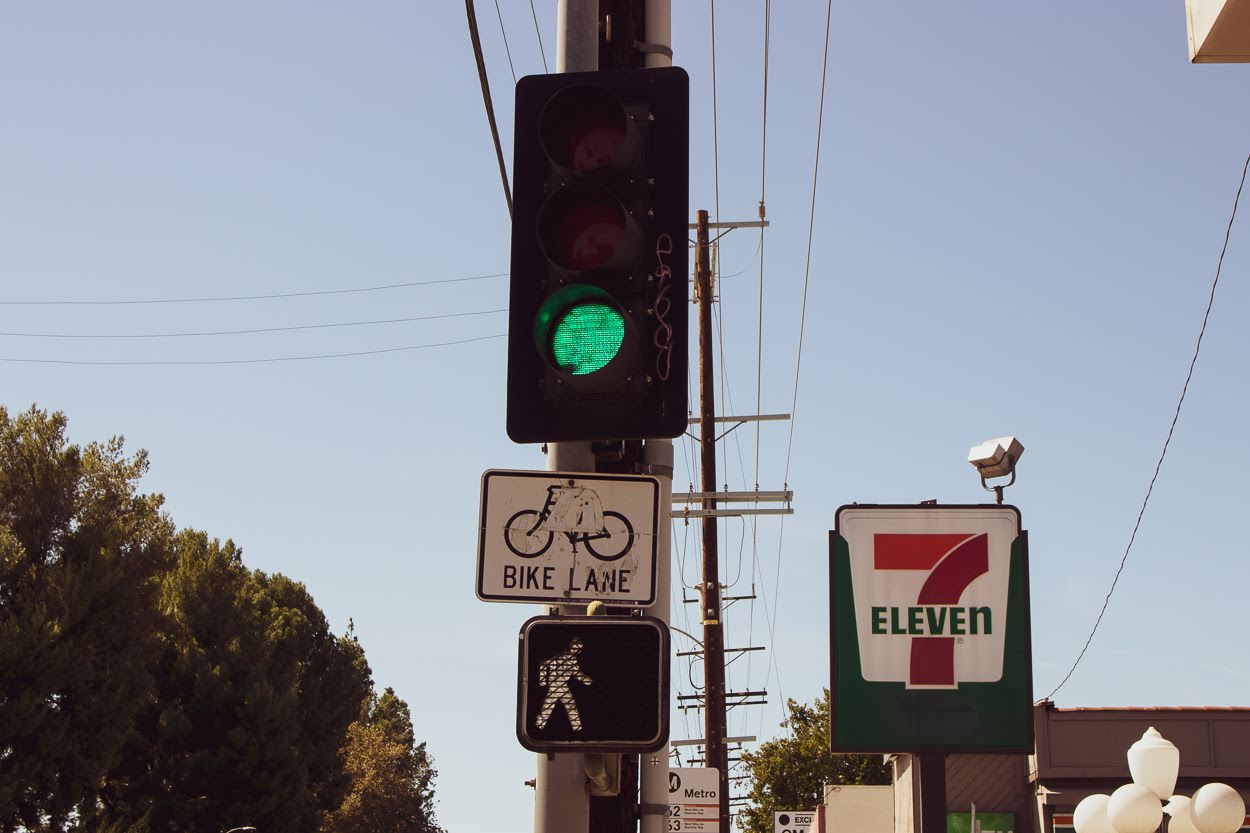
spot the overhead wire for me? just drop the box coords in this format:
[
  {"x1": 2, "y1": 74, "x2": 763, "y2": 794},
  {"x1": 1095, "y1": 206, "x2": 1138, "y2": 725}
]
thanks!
[
  {"x1": 759, "y1": 0, "x2": 834, "y2": 742},
  {"x1": 464, "y1": 0, "x2": 513, "y2": 217},
  {"x1": 0, "y1": 309, "x2": 506, "y2": 340},
  {"x1": 0, "y1": 333, "x2": 506, "y2": 366},
  {"x1": 491, "y1": 0, "x2": 518, "y2": 85},
  {"x1": 744, "y1": 0, "x2": 773, "y2": 742},
  {"x1": 527, "y1": 0, "x2": 549, "y2": 72},
  {"x1": 1045, "y1": 149, "x2": 1250, "y2": 701},
  {"x1": 0, "y1": 271, "x2": 507, "y2": 306}
]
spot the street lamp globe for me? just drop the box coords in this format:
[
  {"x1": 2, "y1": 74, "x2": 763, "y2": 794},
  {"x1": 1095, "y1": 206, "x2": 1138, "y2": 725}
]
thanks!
[
  {"x1": 1128, "y1": 727, "x2": 1180, "y2": 800},
  {"x1": 1107, "y1": 783, "x2": 1163, "y2": 833},
  {"x1": 1190, "y1": 783, "x2": 1247, "y2": 833},
  {"x1": 1074, "y1": 794, "x2": 1118, "y2": 833},
  {"x1": 1165, "y1": 795, "x2": 1203, "y2": 833}
]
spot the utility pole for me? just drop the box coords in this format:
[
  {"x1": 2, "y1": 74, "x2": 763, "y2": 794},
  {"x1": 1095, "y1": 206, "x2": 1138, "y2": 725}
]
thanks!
[{"x1": 695, "y1": 209, "x2": 731, "y2": 830}]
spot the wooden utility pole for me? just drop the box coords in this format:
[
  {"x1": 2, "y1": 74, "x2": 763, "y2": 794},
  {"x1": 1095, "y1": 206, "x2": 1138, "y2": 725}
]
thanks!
[{"x1": 694, "y1": 209, "x2": 730, "y2": 830}]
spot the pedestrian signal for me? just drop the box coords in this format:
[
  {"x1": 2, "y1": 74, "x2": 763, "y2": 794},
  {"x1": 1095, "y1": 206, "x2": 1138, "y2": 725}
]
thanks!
[
  {"x1": 516, "y1": 615, "x2": 669, "y2": 753},
  {"x1": 506, "y1": 67, "x2": 689, "y2": 443}
]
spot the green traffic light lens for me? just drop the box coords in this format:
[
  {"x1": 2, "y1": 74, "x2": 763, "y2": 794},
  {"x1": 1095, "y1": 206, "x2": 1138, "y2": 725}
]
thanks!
[{"x1": 550, "y1": 303, "x2": 625, "y2": 375}]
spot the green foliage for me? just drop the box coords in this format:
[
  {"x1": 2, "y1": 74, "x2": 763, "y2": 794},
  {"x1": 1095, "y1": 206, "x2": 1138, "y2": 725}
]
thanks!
[
  {"x1": 90, "y1": 531, "x2": 373, "y2": 833},
  {"x1": 0, "y1": 406, "x2": 174, "y2": 833},
  {"x1": 0, "y1": 407, "x2": 439, "y2": 833},
  {"x1": 737, "y1": 689, "x2": 890, "y2": 833},
  {"x1": 322, "y1": 689, "x2": 443, "y2": 833}
]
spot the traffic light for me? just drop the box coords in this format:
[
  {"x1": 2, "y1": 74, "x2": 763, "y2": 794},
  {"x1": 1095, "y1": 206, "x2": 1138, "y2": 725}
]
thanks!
[
  {"x1": 516, "y1": 616, "x2": 669, "y2": 753},
  {"x1": 507, "y1": 67, "x2": 689, "y2": 444}
]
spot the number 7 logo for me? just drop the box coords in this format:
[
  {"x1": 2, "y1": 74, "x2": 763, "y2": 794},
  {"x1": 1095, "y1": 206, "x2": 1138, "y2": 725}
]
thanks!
[{"x1": 874, "y1": 533, "x2": 989, "y2": 687}]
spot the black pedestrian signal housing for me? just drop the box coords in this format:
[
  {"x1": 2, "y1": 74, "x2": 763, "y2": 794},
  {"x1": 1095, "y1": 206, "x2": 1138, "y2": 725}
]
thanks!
[
  {"x1": 516, "y1": 616, "x2": 669, "y2": 753},
  {"x1": 506, "y1": 67, "x2": 689, "y2": 444}
]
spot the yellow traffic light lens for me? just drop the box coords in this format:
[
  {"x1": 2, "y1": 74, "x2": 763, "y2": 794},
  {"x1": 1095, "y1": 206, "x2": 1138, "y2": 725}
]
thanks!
[{"x1": 550, "y1": 303, "x2": 625, "y2": 375}]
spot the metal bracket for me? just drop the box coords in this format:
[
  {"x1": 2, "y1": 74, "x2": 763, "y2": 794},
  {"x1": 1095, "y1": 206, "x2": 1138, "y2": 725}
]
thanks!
[
  {"x1": 637, "y1": 461, "x2": 674, "y2": 478},
  {"x1": 634, "y1": 41, "x2": 674, "y2": 58}
]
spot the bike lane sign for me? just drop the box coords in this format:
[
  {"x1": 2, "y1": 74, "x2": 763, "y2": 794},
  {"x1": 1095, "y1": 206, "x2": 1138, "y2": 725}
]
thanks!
[{"x1": 476, "y1": 469, "x2": 660, "y2": 606}]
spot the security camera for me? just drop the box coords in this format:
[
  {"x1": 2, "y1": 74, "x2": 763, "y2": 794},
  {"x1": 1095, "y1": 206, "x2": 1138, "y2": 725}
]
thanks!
[{"x1": 968, "y1": 436, "x2": 1024, "y2": 479}]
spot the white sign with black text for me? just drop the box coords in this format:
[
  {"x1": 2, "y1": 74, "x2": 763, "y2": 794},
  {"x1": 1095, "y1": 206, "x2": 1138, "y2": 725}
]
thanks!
[
  {"x1": 774, "y1": 810, "x2": 815, "y2": 833},
  {"x1": 477, "y1": 469, "x2": 660, "y2": 606},
  {"x1": 669, "y1": 767, "x2": 719, "y2": 832}
]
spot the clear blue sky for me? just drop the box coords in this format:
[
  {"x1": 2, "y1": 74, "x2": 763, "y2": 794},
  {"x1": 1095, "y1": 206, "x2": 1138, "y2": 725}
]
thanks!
[{"x1": 2, "y1": 3, "x2": 1248, "y2": 831}]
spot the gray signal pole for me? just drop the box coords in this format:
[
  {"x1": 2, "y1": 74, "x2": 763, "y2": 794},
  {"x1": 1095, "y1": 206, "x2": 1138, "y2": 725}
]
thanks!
[
  {"x1": 534, "y1": 2, "x2": 674, "y2": 833},
  {"x1": 638, "y1": 2, "x2": 675, "y2": 830}
]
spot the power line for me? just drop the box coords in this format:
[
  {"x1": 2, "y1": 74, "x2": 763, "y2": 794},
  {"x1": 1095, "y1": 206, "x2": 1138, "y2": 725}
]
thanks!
[
  {"x1": 1045, "y1": 150, "x2": 1250, "y2": 701},
  {"x1": 528, "y1": 0, "x2": 548, "y2": 72},
  {"x1": 761, "y1": 0, "x2": 834, "y2": 744},
  {"x1": 0, "y1": 272, "x2": 506, "y2": 306},
  {"x1": 0, "y1": 333, "x2": 505, "y2": 366},
  {"x1": 492, "y1": 0, "x2": 518, "y2": 85},
  {"x1": 0, "y1": 308, "x2": 506, "y2": 340},
  {"x1": 465, "y1": 0, "x2": 513, "y2": 218}
]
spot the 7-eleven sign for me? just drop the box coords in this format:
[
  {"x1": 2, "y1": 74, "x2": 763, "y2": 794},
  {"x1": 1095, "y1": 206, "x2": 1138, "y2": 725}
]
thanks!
[{"x1": 830, "y1": 505, "x2": 1032, "y2": 752}]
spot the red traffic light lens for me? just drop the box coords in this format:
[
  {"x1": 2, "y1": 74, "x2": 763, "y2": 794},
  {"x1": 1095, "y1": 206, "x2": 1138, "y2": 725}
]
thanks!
[{"x1": 536, "y1": 183, "x2": 639, "y2": 273}]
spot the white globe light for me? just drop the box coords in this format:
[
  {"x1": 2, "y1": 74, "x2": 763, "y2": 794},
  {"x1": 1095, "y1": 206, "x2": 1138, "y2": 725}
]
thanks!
[
  {"x1": 1128, "y1": 727, "x2": 1180, "y2": 799},
  {"x1": 1107, "y1": 783, "x2": 1163, "y2": 833},
  {"x1": 1075, "y1": 794, "x2": 1117, "y2": 833},
  {"x1": 1165, "y1": 795, "x2": 1202, "y2": 833},
  {"x1": 1191, "y1": 783, "x2": 1246, "y2": 833}
]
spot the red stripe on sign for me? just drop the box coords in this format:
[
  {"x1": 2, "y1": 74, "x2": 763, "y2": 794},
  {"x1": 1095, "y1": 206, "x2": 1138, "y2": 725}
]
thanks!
[
  {"x1": 910, "y1": 636, "x2": 956, "y2": 686},
  {"x1": 875, "y1": 534, "x2": 973, "y2": 570},
  {"x1": 917, "y1": 533, "x2": 989, "y2": 604},
  {"x1": 909, "y1": 534, "x2": 989, "y2": 687}
]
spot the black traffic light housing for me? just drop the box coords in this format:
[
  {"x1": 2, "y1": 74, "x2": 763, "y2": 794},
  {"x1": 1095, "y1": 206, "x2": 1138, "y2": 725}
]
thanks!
[
  {"x1": 507, "y1": 67, "x2": 689, "y2": 444},
  {"x1": 516, "y1": 615, "x2": 669, "y2": 753}
]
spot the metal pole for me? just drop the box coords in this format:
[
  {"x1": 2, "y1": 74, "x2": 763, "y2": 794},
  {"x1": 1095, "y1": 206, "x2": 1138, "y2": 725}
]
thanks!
[
  {"x1": 917, "y1": 751, "x2": 947, "y2": 833},
  {"x1": 696, "y1": 209, "x2": 731, "y2": 829},
  {"x1": 533, "y1": 1, "x2": 600, "y2": 829},
  {"x1": 533, "y1": 440, "x2": 595, "y2": 833},
  {"x1": 638, "y1": 0, "x2": 674, "y2": 829},
  {"x1": 639, "y1": 439, "x2": 673, "y2": 833}
]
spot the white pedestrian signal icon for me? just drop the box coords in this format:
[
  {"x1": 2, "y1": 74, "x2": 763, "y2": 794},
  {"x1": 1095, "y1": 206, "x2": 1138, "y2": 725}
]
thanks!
[
  {"x1": 535, "y1": 637, "x2": 593, "y2": 731},
  {"x1": 516, "y1": 616, "x2": 669, "y2": 753}
]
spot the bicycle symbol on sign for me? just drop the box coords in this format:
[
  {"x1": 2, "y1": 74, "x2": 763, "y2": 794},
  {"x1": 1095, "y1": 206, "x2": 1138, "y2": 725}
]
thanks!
[{"x1": 503, "y1": 483, "x2": 635, "y2": 561}]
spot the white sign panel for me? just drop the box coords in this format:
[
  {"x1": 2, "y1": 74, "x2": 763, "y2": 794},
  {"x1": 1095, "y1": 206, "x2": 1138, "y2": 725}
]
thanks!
[
  {"x1": 838, "y1": 506, "x2": 1019, "y2": 689},
  {"x1": 477, "y1": 469, "x2": 660, "y2": 606},
  {"x1": 669, "y1": 767, "x2": 719, "y2": 832},
  {"x1": 775, "y1": 810, "x2": 815, "y2": 833}
]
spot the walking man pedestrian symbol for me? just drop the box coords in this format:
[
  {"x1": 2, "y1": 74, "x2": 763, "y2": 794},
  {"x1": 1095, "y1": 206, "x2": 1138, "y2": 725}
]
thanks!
[{"x1": 535, "y1": 638, "x2": 593, "y2": 731}]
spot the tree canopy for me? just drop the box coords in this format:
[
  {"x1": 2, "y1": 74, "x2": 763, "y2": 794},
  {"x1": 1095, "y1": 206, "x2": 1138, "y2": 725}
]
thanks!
[
  {"x1": 0, "y1": 406, "x2": 441, "y2": 833},
  {"x1": 737, "y1": 689, "x2": 891, "y2": 833},
  {"x1": 323, "y1": 688, "x2": 443, "y2": 833}
]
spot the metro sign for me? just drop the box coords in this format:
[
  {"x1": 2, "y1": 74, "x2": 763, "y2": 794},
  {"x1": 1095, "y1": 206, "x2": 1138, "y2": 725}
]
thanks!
[{"x1": 830, "y1": 505, "x2": 1033, "y2": 752}]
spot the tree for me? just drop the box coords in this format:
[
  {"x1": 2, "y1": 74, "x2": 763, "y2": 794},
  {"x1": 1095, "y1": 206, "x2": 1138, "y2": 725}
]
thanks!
[
  {"x1": 737, "y1": 689, "x2": 891, "y2": 833},
  {"x1": 0, "y1": 406, "x2": 440, "y2": 833},
  {"x1": 322, "y1": 688, "x2": 443, "y2": 833},
  {"x1": 88, "y1": 531, "x2": 373, "y2": 833},
  {"x1": 0, "y1": 406, "x2": 174, "y2": 833}
]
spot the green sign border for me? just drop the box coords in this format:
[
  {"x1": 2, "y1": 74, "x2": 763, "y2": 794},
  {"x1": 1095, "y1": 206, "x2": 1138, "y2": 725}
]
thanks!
[{"x1": 829, "y1": 506, "x2": 1033, "y2": 752}]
